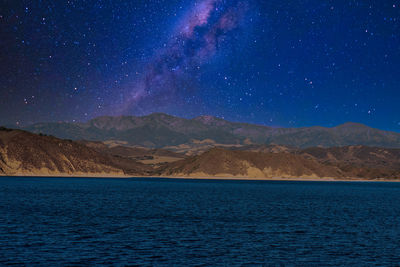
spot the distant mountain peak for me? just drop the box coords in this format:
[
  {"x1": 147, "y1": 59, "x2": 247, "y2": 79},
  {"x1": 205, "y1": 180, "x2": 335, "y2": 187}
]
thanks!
[
  {"x1": 146, "y1": 113, "x2": 176, "y2": 119},
  {"x1": 335, "y1": 122, "x2": 370, "y2": 129},
  {"x1": 193, "y1": 115, "x2": 226, "y2": 125}
]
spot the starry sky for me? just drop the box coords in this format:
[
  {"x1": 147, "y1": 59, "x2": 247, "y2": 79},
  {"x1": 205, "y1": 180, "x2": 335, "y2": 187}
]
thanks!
[{"x1": 1, "y1": 0, "x2": 399, "y2": 131}]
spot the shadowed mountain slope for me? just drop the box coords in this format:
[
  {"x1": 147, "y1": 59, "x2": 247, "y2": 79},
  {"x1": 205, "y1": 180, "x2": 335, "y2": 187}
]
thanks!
[{"x1": 0, "y1": 127, "x2": 152, "y2": 176}]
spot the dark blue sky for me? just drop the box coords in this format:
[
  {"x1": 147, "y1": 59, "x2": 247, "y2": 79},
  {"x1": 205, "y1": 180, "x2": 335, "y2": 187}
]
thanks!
[{"x1": 1, "y1": 0, "x2": 399, "y2": 131}]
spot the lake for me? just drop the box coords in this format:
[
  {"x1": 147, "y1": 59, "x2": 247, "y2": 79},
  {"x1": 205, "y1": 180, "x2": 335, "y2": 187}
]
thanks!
[{"x1": 1, "y1": 177, "x2": 400, "y2": 265}]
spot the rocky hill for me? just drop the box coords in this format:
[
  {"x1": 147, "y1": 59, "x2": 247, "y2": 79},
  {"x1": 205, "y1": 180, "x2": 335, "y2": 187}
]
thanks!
[
  {"x1": 158, "y1": 147, "x2": 400, "y2": 179},
  {"x1": 158, "y1": 148, "x2": 344, "y2": 179},
  {"x1": 22, "y1": 113, "x2": 400, "y2": 149},
  {"x1": 0, "y1": 127, "x2": 152, "y2": 177},
  {"x1": 298, "y1": 146, "x2": 400, "y2": 178}
]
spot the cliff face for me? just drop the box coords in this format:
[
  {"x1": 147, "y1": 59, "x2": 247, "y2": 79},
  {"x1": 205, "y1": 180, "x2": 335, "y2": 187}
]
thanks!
[{"x1": 0, "y1": 128, "x2": 151, "y2": 177}]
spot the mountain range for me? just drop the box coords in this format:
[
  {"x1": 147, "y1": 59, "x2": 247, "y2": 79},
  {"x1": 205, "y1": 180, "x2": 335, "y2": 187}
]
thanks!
[
  {"x1": 1, "y1": 126, "x2": 400, "y2": 180},
  {"x1": 22, "y1": 113, "x2": 400, "y2": 150}
]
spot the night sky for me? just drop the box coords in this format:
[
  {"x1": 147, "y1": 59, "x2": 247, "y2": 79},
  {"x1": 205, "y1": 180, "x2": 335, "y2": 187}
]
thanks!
[{"x1": 1, "y1": 0, "x2": 399, "y2": 131}]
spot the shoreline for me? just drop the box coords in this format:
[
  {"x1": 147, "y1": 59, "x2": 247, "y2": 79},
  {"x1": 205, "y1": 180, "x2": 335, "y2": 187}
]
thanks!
[
  {"x1": 150, "y1": 175, "x2": 400, "y2": 182},
  {"x1": 1, "y1": 174, "x2": 399, "y2": 182}
]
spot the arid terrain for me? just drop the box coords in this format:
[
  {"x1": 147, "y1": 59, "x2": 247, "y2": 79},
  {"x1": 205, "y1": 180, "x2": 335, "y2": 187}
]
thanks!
[
  {"x1": 1, "y1": 124, "x2": 400, "y2": 180},
  {"x1": 0, "y1": 127, "x2": 153, "y2": 177}
]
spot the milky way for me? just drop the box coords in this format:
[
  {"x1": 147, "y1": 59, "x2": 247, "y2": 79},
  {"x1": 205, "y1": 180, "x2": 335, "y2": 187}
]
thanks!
[
  {"x1": 1, "y1": 1, "x2": 399, "y2": 130},
  {"x1": 120, "y1": 0, "x2": 249, "y2": 113}
]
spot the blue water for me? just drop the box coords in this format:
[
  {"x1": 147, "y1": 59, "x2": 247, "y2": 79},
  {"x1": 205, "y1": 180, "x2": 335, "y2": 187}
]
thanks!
[{"x1": 1, "y1": 178, "x2": 400, "y2": 265}]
